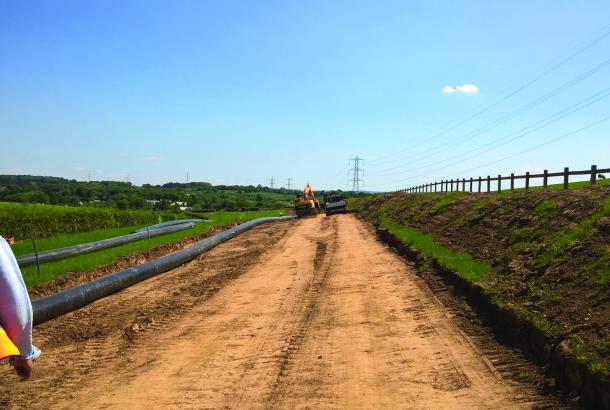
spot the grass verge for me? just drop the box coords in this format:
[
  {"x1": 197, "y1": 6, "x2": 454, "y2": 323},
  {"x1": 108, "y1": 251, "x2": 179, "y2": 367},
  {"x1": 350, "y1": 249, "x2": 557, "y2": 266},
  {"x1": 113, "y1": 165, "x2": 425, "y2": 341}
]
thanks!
[
  {"x1": 380, "y1": 216, "x2": 491, "y2": 284},
  {"x1": 16, "y1": 209, "x2": 289, "y2": 288}
]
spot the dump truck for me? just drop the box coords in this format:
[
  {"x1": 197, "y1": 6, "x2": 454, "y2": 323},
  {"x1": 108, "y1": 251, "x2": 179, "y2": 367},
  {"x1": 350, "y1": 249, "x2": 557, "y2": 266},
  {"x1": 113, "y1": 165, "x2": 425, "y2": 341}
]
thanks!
[
  {"x1": 294, "y1": 183, "x2": 320, "y2": 217},
  {"x1": 324, "y1": 193, "x2": 347, "y2": 216}
]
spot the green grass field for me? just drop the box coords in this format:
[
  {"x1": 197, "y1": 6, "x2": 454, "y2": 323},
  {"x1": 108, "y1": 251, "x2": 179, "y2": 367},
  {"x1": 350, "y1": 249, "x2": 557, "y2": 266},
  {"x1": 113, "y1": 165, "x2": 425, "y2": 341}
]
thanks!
[{"x1": 15, "y1": 208, "x2": 290, "y2": 288}]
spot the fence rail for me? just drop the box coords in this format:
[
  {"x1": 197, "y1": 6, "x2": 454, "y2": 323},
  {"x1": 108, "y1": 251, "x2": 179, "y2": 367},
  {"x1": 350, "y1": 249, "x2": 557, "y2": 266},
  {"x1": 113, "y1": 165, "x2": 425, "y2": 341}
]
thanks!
[{"x1": 397, "y1": 165, "x2": 609, "y2": 194}]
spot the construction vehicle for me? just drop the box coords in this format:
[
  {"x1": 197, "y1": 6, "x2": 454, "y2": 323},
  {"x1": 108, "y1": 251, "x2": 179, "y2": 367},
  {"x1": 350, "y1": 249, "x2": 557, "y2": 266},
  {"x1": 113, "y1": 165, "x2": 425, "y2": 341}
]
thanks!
[
  {"x1": 324, "y1": 192, "x2": 347, "y2": 216},
  {"x1": 294, "y1": 183, "x2": 320, "y2": 217}
]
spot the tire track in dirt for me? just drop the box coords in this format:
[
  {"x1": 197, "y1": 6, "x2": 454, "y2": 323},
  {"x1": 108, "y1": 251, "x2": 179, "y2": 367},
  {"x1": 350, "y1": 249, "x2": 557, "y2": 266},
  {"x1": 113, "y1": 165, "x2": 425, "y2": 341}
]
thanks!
[
  {"x1": 412, "y1": 263, "x2": 572, "y2": 408},
  {"x1": 266, "y1": 216, "x2": 338, "y2": 407}
]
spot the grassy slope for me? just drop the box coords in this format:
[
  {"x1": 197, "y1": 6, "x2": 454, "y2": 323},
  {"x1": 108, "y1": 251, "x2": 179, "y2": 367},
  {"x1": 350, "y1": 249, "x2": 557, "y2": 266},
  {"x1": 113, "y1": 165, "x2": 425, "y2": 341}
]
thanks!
[
  {"x1": 349, "y1": 188, "x2": 610, "y2": 377},
  {"x1": 15, "y1": 209, "x2": 289, "y2": 288}
]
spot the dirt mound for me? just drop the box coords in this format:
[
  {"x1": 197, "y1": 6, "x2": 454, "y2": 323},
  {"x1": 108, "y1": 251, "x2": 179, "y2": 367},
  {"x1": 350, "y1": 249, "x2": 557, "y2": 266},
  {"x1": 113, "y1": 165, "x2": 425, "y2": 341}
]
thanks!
[{"x1": 354, "y1": 186, "x2": 610, "y2": 379}]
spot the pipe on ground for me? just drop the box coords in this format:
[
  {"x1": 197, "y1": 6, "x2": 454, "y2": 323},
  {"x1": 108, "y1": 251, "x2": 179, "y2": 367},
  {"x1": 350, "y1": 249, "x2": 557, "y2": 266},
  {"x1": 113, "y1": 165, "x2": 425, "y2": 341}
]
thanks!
[
  {"x1": 17, "y1": 222, "x2": 196, "y2": 268},
  {"x1": 32, "y1": 216, "x2": 294, "y2": 325},
  {"x1": 133, "y1": 219, "x2": 205, "y2": 233}
]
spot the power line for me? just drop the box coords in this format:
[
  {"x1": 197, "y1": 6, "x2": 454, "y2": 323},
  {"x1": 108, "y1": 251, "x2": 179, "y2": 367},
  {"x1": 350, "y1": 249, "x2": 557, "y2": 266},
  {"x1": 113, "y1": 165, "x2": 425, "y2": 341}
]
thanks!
[
  {"x1": 444, "y1": 115, "x2": 610, "y2": 180},
  {"x1": 375, "y1": 115, "x2": 610, "y2": 190},
  {"x1": 368, "y1": 57, "x2": 610, "y2": 175},
  {"x1": 366, "y1": 86, "x2": 610, "y2": 186},
  {"x1": 327, "y1": 166, "x2": 350, "y2": 191},
  {"x1": 349, "y1": 157, "x2": 364, "y2": 192},
  {"x1": 367, "y1": 25, "x2": 610, "y2": 165}
]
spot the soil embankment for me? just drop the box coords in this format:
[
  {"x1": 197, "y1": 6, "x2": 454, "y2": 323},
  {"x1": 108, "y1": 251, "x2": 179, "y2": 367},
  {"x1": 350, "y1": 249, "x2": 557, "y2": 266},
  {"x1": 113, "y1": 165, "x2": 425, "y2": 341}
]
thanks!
[
  {"x1": 352, "y1": 186, "x2": 610, "y2": 404},
  {"x1": 0, "y1": 215, "x2": 569, "y2": 408}
]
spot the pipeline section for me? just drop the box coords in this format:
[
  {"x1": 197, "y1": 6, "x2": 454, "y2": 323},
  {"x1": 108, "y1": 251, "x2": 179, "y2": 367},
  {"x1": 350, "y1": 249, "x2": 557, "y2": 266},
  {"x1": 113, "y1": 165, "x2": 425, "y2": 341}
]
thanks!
[
  {"x1": 133, "y1": 219, "x2": 206, "y2": 233},
  {"x1": 18, "y1": 222, "x2": 196, "y2": 268},
  {"x1": 32, "y1": 216, "x2": 294, "y2": 325}
]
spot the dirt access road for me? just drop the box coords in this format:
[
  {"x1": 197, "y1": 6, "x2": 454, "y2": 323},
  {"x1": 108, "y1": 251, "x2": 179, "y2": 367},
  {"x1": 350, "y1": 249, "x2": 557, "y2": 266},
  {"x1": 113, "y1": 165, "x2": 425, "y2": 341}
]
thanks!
[{"x1": 1, "y1": 215, "x2": 566, "y2": 409}]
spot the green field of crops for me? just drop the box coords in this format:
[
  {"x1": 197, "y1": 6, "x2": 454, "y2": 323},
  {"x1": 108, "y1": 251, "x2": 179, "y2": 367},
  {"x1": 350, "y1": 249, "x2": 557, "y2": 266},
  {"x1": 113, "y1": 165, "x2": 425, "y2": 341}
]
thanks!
[
  {"x1": 15, "y1": 208, "x2": 290, "y2": 288},
  {"x1": 0, "y1": 202, "x2": 186, "y2": 241}
]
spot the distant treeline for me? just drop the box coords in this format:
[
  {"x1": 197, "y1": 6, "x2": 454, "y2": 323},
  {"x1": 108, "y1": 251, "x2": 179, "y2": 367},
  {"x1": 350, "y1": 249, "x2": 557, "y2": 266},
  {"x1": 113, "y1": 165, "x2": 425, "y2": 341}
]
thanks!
[{"x1": 0, "y1": 175, "x2": 298, "y2": 211}]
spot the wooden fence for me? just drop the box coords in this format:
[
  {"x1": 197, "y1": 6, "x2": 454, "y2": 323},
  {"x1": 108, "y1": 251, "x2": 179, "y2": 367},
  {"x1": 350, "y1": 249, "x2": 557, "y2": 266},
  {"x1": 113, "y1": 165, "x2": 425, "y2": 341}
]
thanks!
[{"x1": 397, "y1": 165, "x2": 609, "y2": 194}]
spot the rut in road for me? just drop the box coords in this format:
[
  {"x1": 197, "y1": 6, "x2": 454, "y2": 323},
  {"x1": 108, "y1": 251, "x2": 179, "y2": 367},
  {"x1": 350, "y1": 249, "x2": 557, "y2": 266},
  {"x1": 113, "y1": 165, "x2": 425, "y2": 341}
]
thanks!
[{"x1": 0, "y1": 215, "x2": 568, "y2": 409}]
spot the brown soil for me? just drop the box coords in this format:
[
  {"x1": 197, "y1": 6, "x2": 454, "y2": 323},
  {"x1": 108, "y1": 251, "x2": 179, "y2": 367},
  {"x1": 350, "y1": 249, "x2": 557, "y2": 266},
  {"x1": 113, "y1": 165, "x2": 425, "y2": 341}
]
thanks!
[
  {"x1": 357, "y1": 186, "x2": 610, "y2": 373},
  {"x1": 0, "y1": 215, "x2": 569, "y2": 408}
]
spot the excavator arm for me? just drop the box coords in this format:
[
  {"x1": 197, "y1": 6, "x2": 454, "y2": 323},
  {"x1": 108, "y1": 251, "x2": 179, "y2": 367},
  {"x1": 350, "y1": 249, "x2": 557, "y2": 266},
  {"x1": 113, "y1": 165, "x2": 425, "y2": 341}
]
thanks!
[{"x1": 303, "y1": 183, "x2": 315, "y2": 201}]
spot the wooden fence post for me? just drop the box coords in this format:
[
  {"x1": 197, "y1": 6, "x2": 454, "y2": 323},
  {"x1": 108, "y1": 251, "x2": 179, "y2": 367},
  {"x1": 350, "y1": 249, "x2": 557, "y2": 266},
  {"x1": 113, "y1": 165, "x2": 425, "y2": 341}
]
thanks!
[
  {"x1": 498, "y1": 175, "x2": 502, "y2": 192},
  {"x1": 486, "y1": 176, "x2": 491, "y2": 193},
  {"x1": 591, "y1": 165, "x2": 597, "y2": 185},
  {"x1": 434, "y1": 182, "x2": 437, "y2": 192},
  {"x1": 525, "y1": 172, "x2": 530, "y2": 190},
  {"x1": 563, "y1": 167, "x2": 569, "y2": 190},
  {"x1": 543, "y1": 170, "x2": 548, "y2": 188},
  {"x1": 462, "y1": 178, "x2": 466, "y2": 192},
  {"x1": 478, "y1": 177, "x2": 482, "y2": 193},
  {"x1": 510, "y1": 173, "x2": 515, "y2": 191},
  {"x1": 469, "y1": 177, "x2": 473, "y2": 192}
]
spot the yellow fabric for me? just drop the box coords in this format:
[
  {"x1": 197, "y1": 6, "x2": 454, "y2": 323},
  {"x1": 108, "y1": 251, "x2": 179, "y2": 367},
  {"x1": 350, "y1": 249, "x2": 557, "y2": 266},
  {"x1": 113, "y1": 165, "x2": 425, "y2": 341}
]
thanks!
[{"x1": 0, "y1": 326, "x2": 20, "y2": 360}]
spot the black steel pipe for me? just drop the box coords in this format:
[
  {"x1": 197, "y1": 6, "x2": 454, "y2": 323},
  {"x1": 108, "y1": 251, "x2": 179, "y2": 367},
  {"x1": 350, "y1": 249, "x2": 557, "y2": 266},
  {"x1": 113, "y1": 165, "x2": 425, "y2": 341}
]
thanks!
[
  {"x1": 133, "y1": 219, "x2": 205, "y2": 233},
  {"x1": 32, "y1": 216, "x2": 294, "y2": 325},
  {"x1": 17, "y1": 222, "x2": 196, "y2": 268}
]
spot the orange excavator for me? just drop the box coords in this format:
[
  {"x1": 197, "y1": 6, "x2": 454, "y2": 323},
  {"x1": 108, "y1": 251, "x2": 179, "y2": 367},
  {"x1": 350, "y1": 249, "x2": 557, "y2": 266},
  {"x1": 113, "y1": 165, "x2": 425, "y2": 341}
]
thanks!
[{"x1": 294, "y1": 183, "x2": 321, "y2": 217}]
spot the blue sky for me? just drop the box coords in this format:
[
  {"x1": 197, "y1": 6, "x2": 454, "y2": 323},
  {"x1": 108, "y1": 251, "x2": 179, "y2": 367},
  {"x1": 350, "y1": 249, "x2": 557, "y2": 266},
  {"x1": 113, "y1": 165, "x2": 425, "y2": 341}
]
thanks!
[{"x1": 1, "y1": 1, "x2": 609, "y2": 191}]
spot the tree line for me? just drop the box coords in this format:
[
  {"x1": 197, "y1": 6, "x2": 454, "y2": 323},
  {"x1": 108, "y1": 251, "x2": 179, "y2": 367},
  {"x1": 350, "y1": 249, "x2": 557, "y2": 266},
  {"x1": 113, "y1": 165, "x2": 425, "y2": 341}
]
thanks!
[{"x1": 0, "y1": 175, "x2": 297, "y2": 211}]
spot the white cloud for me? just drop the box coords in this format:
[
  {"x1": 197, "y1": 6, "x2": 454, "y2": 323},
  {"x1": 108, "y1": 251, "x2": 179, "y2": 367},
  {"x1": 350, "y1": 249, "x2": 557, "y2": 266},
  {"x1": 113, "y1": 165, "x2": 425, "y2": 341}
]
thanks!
[
  {"x1": 147, "y1": 156, "x2": 161, "y2": 161},
  {"x1": 456, "y1": 84, "x2": 479, "y2": 94},
  {"x1": 72, "y1": 166, "x2": 86, "y2": 171},
  {"x1": 442, "y1": 84, "x2": 479, "y2": 94}
]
